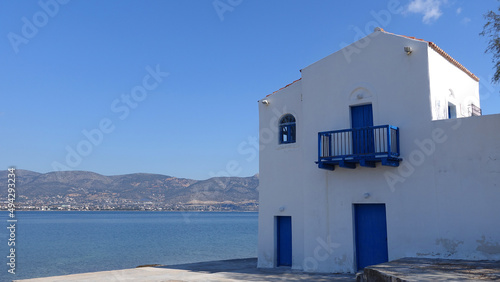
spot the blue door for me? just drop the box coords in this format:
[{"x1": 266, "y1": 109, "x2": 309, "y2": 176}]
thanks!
[
  {"x1": 354, "y1": 204, "x2": 388, "y2": 270},
  {"x1": 277, "y1": 216, "x2": 292, "y2": 266},
  {"x1": 351, "y1": 104, "x2": 374, "y2": 155}
]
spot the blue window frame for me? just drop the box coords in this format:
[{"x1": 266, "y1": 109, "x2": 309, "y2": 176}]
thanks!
[{"x1": 279, "y1": 114, "x2": 296, "y2": 144}]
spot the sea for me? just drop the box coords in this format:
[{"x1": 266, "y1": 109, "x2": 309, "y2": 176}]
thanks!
[{"x1": 0, "y1": 211, "x2": 258, "y2": 281}]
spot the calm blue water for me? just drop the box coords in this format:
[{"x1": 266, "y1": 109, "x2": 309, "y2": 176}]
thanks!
[{"x1": 0, "y1": 211, "x2": 258, "y2": 281}]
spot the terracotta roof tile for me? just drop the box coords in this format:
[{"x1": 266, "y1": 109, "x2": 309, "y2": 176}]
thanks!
[
  {"x1": 383, "y1": 30, "x2": 479, "y2": 82},
  {"x1": 427, "y1": 42, "x2": 479, "y2": 81},
  {"x1": 266, "y1": 78, "x2": 302, "y2": 97}
]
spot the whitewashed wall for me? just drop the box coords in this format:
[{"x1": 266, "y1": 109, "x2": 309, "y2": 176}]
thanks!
[
  {"x1": 428, "y1": 45, "x2": 480, "y2": 120},
  {"x1": 257, "y1": 80, "x2": 305, "y2": 269}
]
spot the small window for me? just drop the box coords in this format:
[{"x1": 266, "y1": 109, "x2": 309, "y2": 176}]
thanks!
[
  {"x1": 448, "y1": 103, "x2": 457, "y2": 119},
  {"x1": 279, "y1": 114, "x2": 296, "y2": 144}
]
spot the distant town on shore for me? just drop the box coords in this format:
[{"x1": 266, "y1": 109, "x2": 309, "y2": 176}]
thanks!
[{"x1": 0, "y1": 170, "x2": 258, "y2": 212}]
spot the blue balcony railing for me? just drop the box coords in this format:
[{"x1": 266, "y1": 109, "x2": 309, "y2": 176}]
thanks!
[{"x1": 317, "y1": 125, "x2": 401, "y2": 170}]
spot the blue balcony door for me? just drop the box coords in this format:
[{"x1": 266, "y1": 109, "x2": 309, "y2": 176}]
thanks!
[
  {"x1": 354, "y1": 204, "x2": 389, "y2": 270},
  {"x1": 351, "y1": 104, "x2": 374, "y2": 155},
  {"x1": 276, "y1": 216, "x2": 292, "y2": 266}
]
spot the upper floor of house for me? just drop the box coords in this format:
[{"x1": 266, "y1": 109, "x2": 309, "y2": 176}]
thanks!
[{"x1": 258, "y1": 28, "x2": 481, "y2": 170}]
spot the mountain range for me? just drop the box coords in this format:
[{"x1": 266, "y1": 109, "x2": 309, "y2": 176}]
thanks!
[{"x1": 0, "y1": 169, "x2": 259, "y2": 211}]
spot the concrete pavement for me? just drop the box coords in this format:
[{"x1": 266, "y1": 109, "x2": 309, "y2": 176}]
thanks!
[
  {"x1": 15, "y1": 258, "x2": 355, "y2": 282},
  {"x1": 16, "y1": 257, "x2": 500, "y2": 281}
]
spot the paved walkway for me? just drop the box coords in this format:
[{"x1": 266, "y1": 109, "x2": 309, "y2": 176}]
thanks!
[
  {"x1": 17, "y1": 257, "x2": 500, "y2": 281},
  {"x1": 15, "y1": 258, "x2": 356, "y2": 282}
]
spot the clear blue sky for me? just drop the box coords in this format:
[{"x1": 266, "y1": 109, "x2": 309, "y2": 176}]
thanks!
[{"x1": 1, "y1": 0, "x2": 499, "y2": 180}]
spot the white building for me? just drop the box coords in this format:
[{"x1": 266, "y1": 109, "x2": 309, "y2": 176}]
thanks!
[{"x1": 257, "y1": 28, "x2": 500, "y2": 273}]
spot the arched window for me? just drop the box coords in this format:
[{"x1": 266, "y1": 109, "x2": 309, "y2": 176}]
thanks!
[{"x1": 279, "y1": 114, "x2": 296, "y2": 144}]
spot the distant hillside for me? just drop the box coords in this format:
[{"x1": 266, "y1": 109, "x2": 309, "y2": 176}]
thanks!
[{"x1": 0, "y1": 170, "x2": 259, "y2": 211}]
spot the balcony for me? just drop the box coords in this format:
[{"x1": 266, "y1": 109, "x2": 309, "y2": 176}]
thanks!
[
  {"x1": 469, "y1": 104, "x2": 482, "y2": 117},
  {"x1": 317, "y1": 125, "x2": 401, "y2": 170}
]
